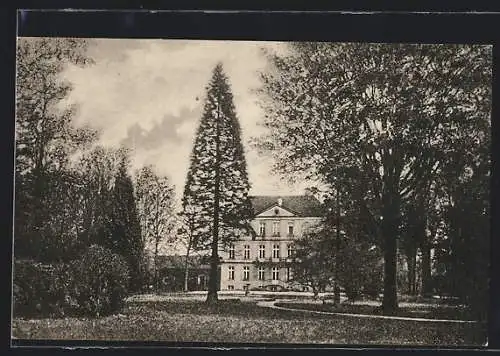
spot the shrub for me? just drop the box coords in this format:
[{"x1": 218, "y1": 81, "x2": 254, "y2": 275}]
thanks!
[
  {"x1": 72, "y1": 245, "x2": 130, "y2": 317},
  {"x1": 13, "y1": 260, "x2": 75, "y2": 318},
  {"x1": 343, "y1": 281, "x2": 363, "y2": 302}
]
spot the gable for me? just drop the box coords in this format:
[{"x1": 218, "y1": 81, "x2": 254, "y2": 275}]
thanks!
[{"x1": 256, "y1": 205, "x2": 296, "y2": 217}]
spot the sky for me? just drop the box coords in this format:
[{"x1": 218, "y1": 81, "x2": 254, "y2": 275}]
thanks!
[{"x1": 62, "y1": 39, "x2": 311, "y2": 207}]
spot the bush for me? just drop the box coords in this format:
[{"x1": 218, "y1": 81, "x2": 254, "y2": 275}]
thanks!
[
  {"x1": 72, "y1": 245, "x2": 130, "y2": 317},
  {"x1": 343, "y1": 281, "x2": 363, "y2": 302},
  {"x1": 13, "y1": 260, "x2": 75, "y2": 318}
]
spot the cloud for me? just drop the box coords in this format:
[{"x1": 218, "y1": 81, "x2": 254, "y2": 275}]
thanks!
[
  {"x1": 62, "y1": 39, "x2": 311, "y2": 204},
  {"x1": 121, "y1": 106, "x2": 201, "y2": 150}
]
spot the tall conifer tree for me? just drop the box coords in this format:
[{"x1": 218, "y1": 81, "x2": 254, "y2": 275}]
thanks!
[
  {"x1": 182, "y1": 63, "x2": 253, "y2": 304},
  {"x1": 109, "y1": 151, "x2": 144, "y2": 292}
]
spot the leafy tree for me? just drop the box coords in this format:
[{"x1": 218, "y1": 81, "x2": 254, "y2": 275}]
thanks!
[
  {"x1": 182, "y1": 63, "x2": 254, "y2": 304},
  {"x1": 15, "y1": 37, "x2": 97, "y2": 261},
  {"x1": 255, "y1": 43, "x2": 491, "y2": 314},
  {"x1": 177, "y1": 206, "x2": 204, "y2": 293},
  {"x1": 73, "y1": 146, "x2": 120, "y2": 250},
  {"x1": 135, "y1": 165, "x2": 176, "y2": 291},
  {"x1": 291, "y1": 226, "x2": 335, "y2": 300},
  {"x1": 336, "y1": 238, "x2": 383, "y2": 302},
  {"x1": 438, "y1": 147, "x2": 489, "y2": 320}
]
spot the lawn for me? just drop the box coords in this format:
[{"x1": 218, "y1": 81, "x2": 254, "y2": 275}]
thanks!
[
  {"x1": 274, "y1": 301, "x2": 478, "y2": 321},
  {"x1": 12, "y1": 299, "x2": 487, "y2": 346}
]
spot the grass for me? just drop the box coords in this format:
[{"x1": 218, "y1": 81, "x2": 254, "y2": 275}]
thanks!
[
  {"x1": 274, "y1": 302, "x2": 479, "y2": 321},
  {"x1": 12, "y1": 299, "x2": 487, "y2": 345}
]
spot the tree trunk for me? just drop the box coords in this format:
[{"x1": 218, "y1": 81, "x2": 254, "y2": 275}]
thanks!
[
  {"x1": 206, "y1": 246, "x2": 219, "y2": 304},
  {"x1": 421, "y1": 240, "x2": 432, "y2": 297},
  {"x1": 381, "y1": 189, "x2": 400, "y2": 315},
  {"x1": 184, "y1": 244, "x2": 191, "y2": 293},
  {"x1": 206, "y1": 96, "x2": 222, "y2": 305},
  {"x1": 334, "y1": 187, "x2": 341, "y2": 305},
  {"x1": 154, "y1": 241, "x2": 159, "y2": 292},
  {"x1": 407, "y1": 248, "x2": 417, "y2": 295}
]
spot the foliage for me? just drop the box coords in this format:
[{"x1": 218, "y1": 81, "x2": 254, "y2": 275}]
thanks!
[
  {"x1": 182, "y1": 63, "x2": 254, "y2": 302},
  {"x1": 72, "y1": 245, "x2": 130, "y2": 317},
  {"x1": 13, "y1": 260, "x2": 75, "y2": 318},
  {"x1": 255, "y1": 43, "x2": 491, "y2": 313},
  {"x1": 108, "y1": 154, "x2": 144, "y2": 292},
  {"x1": 135, "y1": 165, "x2": 176, "y2": 290},
  {"x1": 15, "y1": 37, "x2": 98, "y2": 262},
  {"x1": 336, "y1": 239, "x2": 383, "y2": 301},
  {"x1": 72, "y1": 145, "x2": 119, "y2": 249},
  {"x1": 291, "y1": 227, "x2": 335, "y2": 298}
]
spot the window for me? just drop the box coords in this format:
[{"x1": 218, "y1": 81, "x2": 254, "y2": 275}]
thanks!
[
  {"x1": 228, "y1": 285, "x2": 234, "y2": 290},
  {"x1": 228, "y1": 266, "x2": 234, "y2": 280},
  {"x1": 286, "y1": 267, "x2": 292, "y2": 281},
  {"x1": 258, "y1": 267, "x2": 265, "y2": 281},
  {"x1": 272, "y1": 244, "x2": 280, "y2": 259},
  {"x1": 244, "y1": 245, "x2": 250, "y2": 259},
  {"x1": 228, "y1": 244, "x2": 235, "y2": 259},
  {"x1": 288, "y1": 222, "x2": 294, "y2": 236},
  {"x1": 287, "y1": 244, "x2": 294, "y2": 257},
  {"x1": 259, "y1": 222, "x2": 266, "y2": 236},
  {"x1": 272, "y1": 267, "x2": 280, "y2": 281},
  {"x1": 243, "y1": 266, "x2": 250, "y2": 281},
  {"x1": 272, "y1": 221, "x2": 280, "y2": 236},
  {"x1": 259, "y1": 245, "x2": 266, "y2": 258}
]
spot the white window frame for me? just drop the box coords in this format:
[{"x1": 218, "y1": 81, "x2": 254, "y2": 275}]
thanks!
[
  {"x1": 259, "y1": 245, "x2": 266, "y2": 258},
  {"x1": 272, "y1": 267, "x2": 280, "y2": 281},
  {"x1": 258, "y1": 267, "x2": 265, "y2": 281},
  {"x1": 273, "y1": 244, "x2": 280, "y2": 259},
  {"x1": 228, "y1": 244, "x2": 235, "y2": 259},
  {"x1": 228, "y1": 266, "x2": 235, "y2": 280},
  {"x1": 244, "y1": 245, "x2": 250, "y2": 259},
  {"x1": 243, "y1": 266, "x2": 250, "y2": 281},
  {"x1": 259, "y1": 222, "x2": 266, "y2": 236},
  {"x1": 287, "y1": 244, "x2": 294, "y2": 257},
  {"x1": 272, "y1": 221, "x2": 280, "y2": 236}
]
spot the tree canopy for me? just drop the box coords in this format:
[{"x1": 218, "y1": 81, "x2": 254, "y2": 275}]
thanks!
[{"x1": 255, "y1": 43, "x2": 491, "y2": 314}]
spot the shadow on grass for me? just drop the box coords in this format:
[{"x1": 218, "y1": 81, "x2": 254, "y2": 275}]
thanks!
[
  {"x1": 124, "y1": 299, "x2": 316, "y2": 321},
  {"x1": 274, "y1": 302, "x2": 481, "y2": 321}
]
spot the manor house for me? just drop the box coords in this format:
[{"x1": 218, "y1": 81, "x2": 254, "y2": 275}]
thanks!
[{"x1": 219, "y1": 194, "x2": 323, "y2": 291}]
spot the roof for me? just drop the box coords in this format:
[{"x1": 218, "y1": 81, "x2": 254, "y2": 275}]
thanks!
[
  {"x1": 155, "y1": 255, "x2": 210, "y2": 270},
  {"x1": 250, "y1": 195, "x2": 323, "y2": 217}
]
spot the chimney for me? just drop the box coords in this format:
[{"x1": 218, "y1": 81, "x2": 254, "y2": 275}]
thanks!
[{"x1": 277, "y1": 198, "x2": 283, "y2": 206}]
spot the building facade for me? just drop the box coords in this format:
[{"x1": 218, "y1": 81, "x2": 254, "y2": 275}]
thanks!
[{"x1": 219, "y1": 195, "x2": 323, "y2": 291}]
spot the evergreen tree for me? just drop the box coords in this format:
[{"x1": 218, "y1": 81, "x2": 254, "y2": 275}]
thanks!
[
  {"x1": 109, "y1": 150, "x2": 144, "y2": 292},
  {"x1": 182, "y1": 63, "x2": 253, "y2": 304}
]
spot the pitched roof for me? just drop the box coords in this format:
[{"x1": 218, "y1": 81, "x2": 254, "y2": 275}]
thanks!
[
  {"x1": 155, "y1": 255, "x2": 210, "y2": 270},
  {"x1": 250, "y1": 195, "x2": 323, "y2": 217}
]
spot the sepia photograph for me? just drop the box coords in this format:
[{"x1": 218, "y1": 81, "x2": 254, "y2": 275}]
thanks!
[{"x1": 12, "y1": 35, "x2": 491, "y2": 346}]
